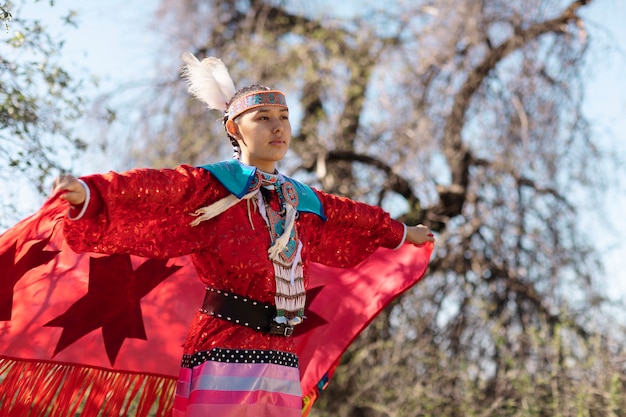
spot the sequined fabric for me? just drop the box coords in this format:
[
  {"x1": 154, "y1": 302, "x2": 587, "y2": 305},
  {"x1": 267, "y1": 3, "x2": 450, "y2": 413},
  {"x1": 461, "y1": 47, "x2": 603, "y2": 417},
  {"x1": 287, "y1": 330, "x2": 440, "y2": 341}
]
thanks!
[{"x1": 62, "y1": 163, "x2": 405, "y2": 406}]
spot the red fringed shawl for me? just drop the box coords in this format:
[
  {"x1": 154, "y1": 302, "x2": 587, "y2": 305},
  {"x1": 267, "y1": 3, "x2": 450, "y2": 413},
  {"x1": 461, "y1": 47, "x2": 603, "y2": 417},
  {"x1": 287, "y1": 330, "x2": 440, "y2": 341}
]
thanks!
[{"x1": 0, "y1": 194, "x2": 432, "y2": 416}]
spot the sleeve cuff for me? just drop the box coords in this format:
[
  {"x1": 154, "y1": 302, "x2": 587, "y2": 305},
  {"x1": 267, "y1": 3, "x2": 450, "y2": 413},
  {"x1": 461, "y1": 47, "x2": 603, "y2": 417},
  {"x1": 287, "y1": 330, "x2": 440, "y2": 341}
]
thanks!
[
  {"x1": 381, "y1": 219, "x2": 407, "y2": 250},
  {"x1": 67, "y1": 179, "x2": 91, "y2": 221},
  {"x1": 392, "y1": 223, "x2": 407, "y2": 250}
]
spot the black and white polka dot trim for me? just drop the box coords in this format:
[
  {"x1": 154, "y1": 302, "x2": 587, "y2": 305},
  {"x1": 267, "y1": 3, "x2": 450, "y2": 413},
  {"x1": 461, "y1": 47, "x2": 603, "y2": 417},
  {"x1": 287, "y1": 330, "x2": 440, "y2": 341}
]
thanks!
[{"x1": 181, "y1": 348, "x2": 299, "y2": 369}]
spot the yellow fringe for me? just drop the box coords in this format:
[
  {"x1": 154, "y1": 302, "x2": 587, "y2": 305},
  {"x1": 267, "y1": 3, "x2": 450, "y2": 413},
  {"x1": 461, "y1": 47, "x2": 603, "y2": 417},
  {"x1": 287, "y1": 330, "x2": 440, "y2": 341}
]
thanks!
[{"x1": 0, "y1": 356, "x2": 176, "y2": 417}]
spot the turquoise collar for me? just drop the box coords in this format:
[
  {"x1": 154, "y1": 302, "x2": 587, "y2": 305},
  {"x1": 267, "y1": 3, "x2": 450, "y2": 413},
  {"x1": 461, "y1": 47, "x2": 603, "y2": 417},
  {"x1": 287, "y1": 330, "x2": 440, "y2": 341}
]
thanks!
[{"x1": 199, "y1": 160, "x2": 326, "y2": 220}]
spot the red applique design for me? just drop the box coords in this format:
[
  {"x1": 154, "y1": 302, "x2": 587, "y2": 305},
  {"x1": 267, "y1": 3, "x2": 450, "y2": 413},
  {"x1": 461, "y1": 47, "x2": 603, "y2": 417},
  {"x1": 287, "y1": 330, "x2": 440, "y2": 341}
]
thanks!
[
  {"x1": 0, "y1": 235, "x2": 60, "y2": 321},
  {"x1": 45, "y1": 254, "x2": 182, "y2": 365},
  {"x1": 293, "y1": 286, "x2": 328, "y2": 336}
]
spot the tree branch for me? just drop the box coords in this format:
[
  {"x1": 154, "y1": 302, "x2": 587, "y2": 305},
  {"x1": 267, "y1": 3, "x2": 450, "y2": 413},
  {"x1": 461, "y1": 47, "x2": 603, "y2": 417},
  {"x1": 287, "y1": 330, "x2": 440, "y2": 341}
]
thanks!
[
  {"x1": 326, "y1": 150, "x2": 421, "y2": 208},
  {"x1": 439, "y1": 0, "x2": 593, "y2": 220}
]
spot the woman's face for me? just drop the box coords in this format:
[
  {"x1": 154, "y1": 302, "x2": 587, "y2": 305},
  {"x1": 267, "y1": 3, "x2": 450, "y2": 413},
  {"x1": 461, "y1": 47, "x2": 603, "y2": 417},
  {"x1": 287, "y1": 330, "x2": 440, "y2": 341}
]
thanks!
[{"x1": 231, "y1": 105, "x2": 291, "y2": 172}]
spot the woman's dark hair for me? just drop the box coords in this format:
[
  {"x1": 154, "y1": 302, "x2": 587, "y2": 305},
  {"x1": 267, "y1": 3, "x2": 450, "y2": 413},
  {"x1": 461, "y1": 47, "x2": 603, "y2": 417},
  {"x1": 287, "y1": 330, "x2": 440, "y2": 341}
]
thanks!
[{"x1": 222, "y1": 85, "x2": 273, "y2": 159}]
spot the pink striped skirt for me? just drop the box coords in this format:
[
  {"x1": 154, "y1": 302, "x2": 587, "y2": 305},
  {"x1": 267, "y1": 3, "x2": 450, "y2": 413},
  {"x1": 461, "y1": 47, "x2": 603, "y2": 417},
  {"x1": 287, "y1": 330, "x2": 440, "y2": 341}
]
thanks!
[{"x1": 172, "y1": 348, "x2": 302, "y2": 417}]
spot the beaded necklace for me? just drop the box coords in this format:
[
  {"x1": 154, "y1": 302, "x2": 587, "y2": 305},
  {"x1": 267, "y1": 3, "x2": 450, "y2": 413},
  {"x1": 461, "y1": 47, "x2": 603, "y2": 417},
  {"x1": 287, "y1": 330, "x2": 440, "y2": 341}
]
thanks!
[
  {"x1": 258, "y1": 171, "x2": 298, "y2": 263},
  {"x1": 256, "y1": 171, "x2": 305, "y2": 325}
]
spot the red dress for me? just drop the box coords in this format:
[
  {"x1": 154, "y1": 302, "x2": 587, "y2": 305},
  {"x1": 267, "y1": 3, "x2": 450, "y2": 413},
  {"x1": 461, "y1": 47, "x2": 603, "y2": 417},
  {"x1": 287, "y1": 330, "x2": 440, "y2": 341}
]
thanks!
[{"x1": 63, "y1": 162, "x2": 405, "y2": 417}]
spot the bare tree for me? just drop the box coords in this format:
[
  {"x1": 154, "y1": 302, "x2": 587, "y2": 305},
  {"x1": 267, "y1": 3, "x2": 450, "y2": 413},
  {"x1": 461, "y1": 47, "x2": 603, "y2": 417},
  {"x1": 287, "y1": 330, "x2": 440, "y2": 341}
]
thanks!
[{"x1": 107, "y1": 0, "x2": 626, "y2": 415}]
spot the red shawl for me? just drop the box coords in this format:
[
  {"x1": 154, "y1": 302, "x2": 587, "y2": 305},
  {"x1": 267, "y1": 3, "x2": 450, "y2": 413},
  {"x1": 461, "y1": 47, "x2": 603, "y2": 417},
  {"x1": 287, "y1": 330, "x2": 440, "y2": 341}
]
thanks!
[{"x1": 0, "y1": 195, "x2": 433, "y2": 416}]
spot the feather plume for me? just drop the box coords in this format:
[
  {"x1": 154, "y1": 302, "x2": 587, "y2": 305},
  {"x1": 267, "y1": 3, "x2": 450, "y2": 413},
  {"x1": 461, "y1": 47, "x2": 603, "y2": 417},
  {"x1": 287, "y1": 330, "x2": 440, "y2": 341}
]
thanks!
[{"x1": 180, "y1": 51, "x2": 236, "y2": 111}]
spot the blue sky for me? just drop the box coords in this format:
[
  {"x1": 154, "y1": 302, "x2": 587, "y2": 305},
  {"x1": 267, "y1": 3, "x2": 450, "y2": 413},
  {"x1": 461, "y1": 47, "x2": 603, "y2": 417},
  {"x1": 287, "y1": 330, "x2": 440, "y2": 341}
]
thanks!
[
  {"x1": 578, "y1": 2, "x2": 626, "y2": 299},
  {"x1": 13, "y1": 0, "x2": 626, "y2": 297}
]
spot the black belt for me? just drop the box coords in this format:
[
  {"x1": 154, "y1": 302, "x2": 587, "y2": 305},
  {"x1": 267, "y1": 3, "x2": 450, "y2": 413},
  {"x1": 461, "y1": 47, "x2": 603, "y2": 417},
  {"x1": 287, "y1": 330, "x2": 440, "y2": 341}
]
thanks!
[{"x1": 200, "y1": 288, "x2": 295, "y2": 337}]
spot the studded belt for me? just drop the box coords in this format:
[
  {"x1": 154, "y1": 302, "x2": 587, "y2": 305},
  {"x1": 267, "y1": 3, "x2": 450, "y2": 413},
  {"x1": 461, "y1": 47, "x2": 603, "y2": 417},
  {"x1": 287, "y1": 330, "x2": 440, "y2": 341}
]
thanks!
[{"x1": 200, "y1": 287, "x2": 295, "y2": 337}]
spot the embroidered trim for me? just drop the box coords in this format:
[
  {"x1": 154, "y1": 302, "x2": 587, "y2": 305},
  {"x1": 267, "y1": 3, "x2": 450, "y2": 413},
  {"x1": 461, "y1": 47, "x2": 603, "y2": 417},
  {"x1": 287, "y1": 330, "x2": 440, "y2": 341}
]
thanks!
[
  {"x1": 281, "y1": 182, "x2": 299, "y2": 207},
  {"x1": 228, "y1": 90, "x2": 288, "y2": 120},
  {"x1": 181, "y1": 348, "x2": 299, "y2": 368}
]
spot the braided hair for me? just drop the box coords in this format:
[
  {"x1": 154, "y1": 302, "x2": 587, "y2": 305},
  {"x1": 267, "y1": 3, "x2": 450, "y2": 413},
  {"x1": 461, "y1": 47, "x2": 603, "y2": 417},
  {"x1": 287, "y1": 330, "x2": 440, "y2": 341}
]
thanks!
[{"x1": 222, "y1": 85, "x2": 273, "y2": 160}]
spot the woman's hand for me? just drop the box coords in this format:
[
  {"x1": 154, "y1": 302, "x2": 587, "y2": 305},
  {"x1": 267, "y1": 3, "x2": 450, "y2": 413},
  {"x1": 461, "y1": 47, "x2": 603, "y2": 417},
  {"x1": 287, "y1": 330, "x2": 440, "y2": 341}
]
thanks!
[
  {"x1": 52, "y1": 174, "x2": 86, "y2": 206},
  {"x1": 405, "y1": 224, "x2": 435, "y2": 245}
]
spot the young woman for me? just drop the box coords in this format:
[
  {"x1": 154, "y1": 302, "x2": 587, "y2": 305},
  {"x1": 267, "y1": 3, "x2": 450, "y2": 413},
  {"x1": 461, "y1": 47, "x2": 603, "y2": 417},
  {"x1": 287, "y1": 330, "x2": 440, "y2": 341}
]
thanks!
[{"x1": 52, "y1": 54, "x2": 434, "y2": 417}]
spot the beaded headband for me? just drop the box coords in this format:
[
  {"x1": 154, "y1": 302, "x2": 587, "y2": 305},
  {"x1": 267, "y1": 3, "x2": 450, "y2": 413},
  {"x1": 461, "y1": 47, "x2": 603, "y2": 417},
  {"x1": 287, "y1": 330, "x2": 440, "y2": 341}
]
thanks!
[{"x1": 228, "y1": 90, "x2": 288, "y2": 120}]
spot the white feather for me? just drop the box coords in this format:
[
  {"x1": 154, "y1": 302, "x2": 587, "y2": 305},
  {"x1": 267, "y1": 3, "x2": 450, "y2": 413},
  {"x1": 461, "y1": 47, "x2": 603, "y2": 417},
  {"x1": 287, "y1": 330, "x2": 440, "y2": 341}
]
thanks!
[{"x1": 180, "y1": 51, "x2": 237, "y2": 111}]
